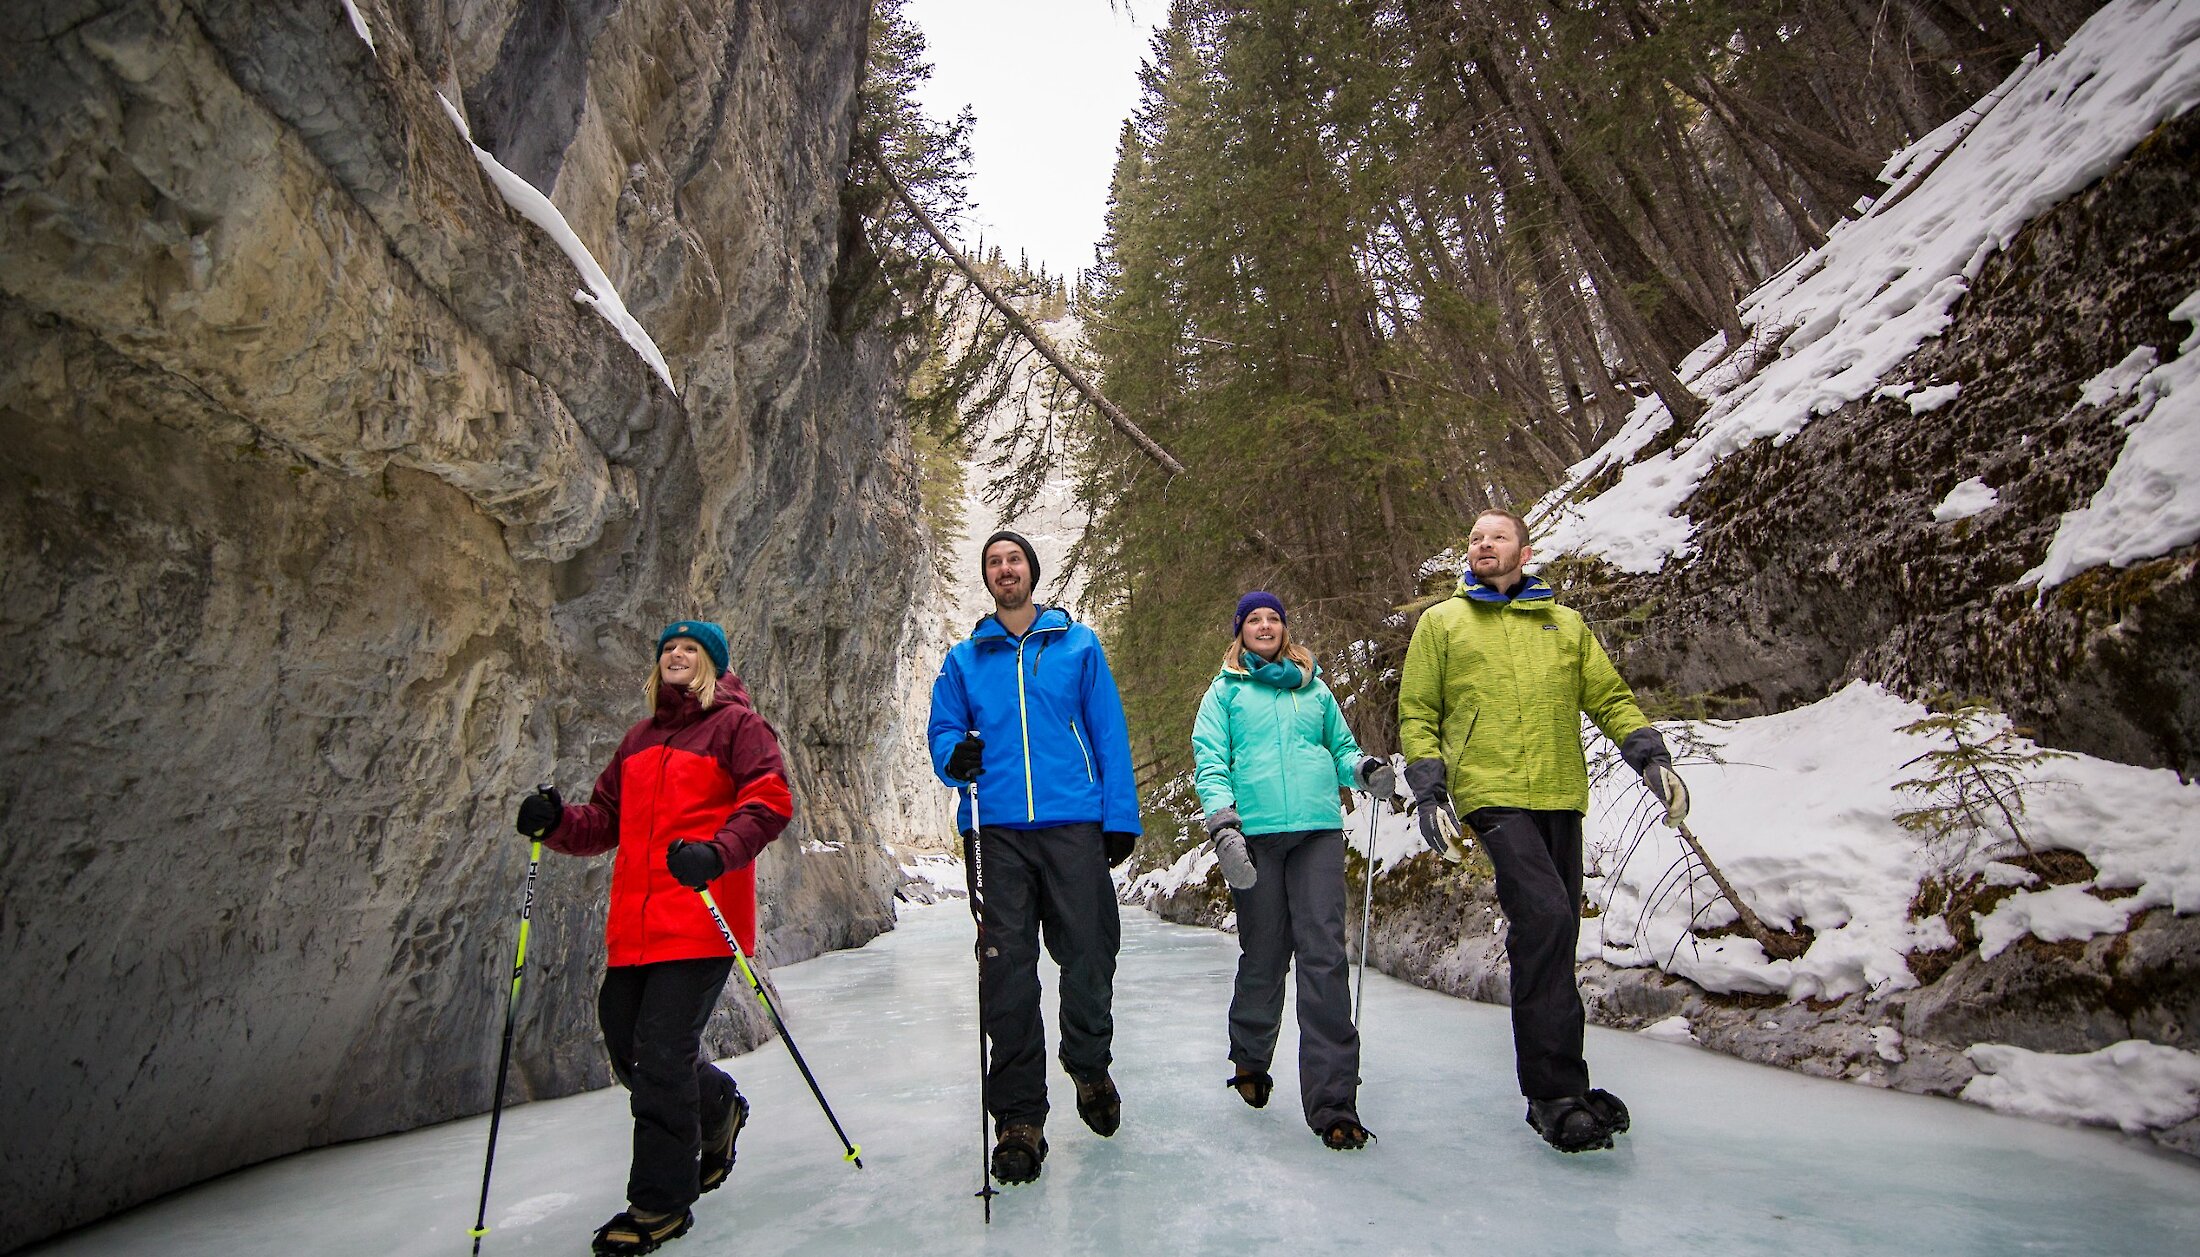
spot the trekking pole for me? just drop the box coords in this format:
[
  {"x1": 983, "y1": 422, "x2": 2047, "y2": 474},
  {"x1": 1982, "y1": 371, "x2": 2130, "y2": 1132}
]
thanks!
[
  {"x1": 695, "y1": 888, "x2": 864, "y2": 1167},
  {"x1": 469, "y1": 786, "x2": 549, "y2": 1255},
  {"x1": 965, "y1": 773, "x2": 999, "y2": 1222},
  {"x1": 1354, "y1": 794, "x2": 1378, "y2": 1026}
]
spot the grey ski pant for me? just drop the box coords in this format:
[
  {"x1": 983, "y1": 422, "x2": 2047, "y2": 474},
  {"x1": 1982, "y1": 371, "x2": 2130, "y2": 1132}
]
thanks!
[
  {"x1": 967, "y1": 821, "x2": 1120, "y2": 1127},
  {"x1": 1468, "y1": 807, "x2": 1591, "y2": 1100},
  {"x1": 598, "y1": 956, "x2": 740, "y2": 1214},
  {"x1": 1227, "y1": 827, "x2": 1361, "y2": 1132}
]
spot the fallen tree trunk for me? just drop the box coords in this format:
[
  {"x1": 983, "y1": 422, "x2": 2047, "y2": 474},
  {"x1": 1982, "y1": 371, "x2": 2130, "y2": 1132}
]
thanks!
[{"x1": 862, "y1": 140, "x2": 1187, "y2": 477}]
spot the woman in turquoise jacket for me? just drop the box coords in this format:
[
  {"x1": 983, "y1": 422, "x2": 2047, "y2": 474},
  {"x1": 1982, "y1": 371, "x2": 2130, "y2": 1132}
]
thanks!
[{"x1": 1192, "y1": 592, "x2": 1387, "y2": 1150}]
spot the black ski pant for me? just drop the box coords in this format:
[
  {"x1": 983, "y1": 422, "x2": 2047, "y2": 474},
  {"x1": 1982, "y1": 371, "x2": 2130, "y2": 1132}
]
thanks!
[
  {"x1": 1227, "y1": 828, "x2": 1362, "y2": 1133},
  {"x1": 598, "y1": 956, "x2": 739, "y2": 1214},
  {"x1": 1467, "y1": 807, "x2": 1591, "y2": 1100},
  {"x1": 966, "y1": 821, "x2": 1120, "y2": 1128}
]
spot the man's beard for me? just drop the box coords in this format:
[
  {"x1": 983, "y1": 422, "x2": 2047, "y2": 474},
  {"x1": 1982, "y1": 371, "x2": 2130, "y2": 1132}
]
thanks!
[{"x1": 992, "y1": 580, "x2": 1030, "y2": 611}]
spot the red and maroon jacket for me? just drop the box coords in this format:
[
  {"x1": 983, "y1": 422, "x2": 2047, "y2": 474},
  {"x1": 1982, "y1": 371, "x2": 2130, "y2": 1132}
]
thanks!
[{"x1": 547, "y1": 671, "x2": 792, "y2": 962}]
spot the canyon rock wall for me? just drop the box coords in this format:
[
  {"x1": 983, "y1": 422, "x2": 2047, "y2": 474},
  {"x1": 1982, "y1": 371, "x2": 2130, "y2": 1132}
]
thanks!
[{"x1": 0, "y1": 0, "x2": 937, "y2": 1244}]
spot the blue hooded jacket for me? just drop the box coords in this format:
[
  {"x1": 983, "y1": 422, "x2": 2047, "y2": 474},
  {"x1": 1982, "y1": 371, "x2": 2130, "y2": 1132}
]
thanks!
[{"x1": 928, "y1": 606, "x2": 1142, "y2": 836}]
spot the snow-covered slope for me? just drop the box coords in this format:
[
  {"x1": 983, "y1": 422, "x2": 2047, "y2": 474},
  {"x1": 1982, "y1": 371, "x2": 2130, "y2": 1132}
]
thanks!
[{"x1": 1535, "y1": 0, "x2": 2200, "y2": 584}]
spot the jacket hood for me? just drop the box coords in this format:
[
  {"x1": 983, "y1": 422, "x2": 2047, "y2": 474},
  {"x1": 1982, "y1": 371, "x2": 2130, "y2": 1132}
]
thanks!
[
  {"x1": 1454, "y1": 571, "x2": 1554, "y2": 605},
  {"x1": 971, "y1": 604, "x2": 1071, "y2": 643}
]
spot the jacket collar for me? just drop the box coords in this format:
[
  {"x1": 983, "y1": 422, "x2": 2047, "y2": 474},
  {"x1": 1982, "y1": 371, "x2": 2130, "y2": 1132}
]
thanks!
[
  {"x1": 1456, "y1": 572, "x2": 1554, "y2": 605},
  {"x1": 653, "y1": 671, "x2": 753, "y2": 725},
  {"x1": 1220, "y1": 651, "x2": 1317, "y2": 690},
  {"x1": 971, "y1": 604, "x2": 1070, "y2": 644}
]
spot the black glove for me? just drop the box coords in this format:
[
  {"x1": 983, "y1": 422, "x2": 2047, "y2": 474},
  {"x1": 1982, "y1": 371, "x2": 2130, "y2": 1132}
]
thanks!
[
  {"x1": 1104, "y1": 831, "x2": 1138, "y2": 867},
  {"x1": 945, "y1": 734, "x2": 985, "y2": 783},
  {"x1": 666, "y1": 839, "x2": 725, "y2": 890},
  {"x1": 516, "y1": 784, "x2": 563, "y2": 839},
  {"x1": 1403, "y1": 759, "x2": 1467, "y2": 863}
]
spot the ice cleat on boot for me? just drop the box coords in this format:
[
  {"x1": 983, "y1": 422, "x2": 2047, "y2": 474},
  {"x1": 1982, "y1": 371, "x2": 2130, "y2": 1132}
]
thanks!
[
  {"x1": 1582, "y1": 1088, "x2": 1630, "y2": 1137},
  {"x1": 1321, "y1": 1117, "x2": 1374, "y2": 1151},
  {"x1": 1525, "y1": 1089, "x2": 1629, "y2": 1153},
  {"x1": 991, "y1": 1122, "x2": 1047, "y2": 1184},
  {"x1": 1225, "y1": 1067, "x2": 1274, "y2": 1109},
  {"x1": 591, "y1": 1208, "x2": 693, "y2": 1255},
  {"x1": 1074, "y1": 1071, "x2": 1121, "y2": 1137},
  {"x1": 698, "y1": 1087, "x2": 749, "y2": 1194}
]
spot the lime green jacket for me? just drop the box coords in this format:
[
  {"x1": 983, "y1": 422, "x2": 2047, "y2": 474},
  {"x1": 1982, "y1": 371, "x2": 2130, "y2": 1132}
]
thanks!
[{"x1": 1397, "y1": 573, "x2": 1649, "y2": 815}]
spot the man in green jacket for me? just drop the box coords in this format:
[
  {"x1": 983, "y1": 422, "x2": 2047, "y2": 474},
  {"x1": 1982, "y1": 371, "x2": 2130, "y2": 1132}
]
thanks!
[{"x1": 1398, "y1": 509, "x2": 1690, "y2": 1153}]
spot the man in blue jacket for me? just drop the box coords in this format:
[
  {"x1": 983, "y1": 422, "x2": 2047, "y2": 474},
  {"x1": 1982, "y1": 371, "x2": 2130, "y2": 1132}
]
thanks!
[{"x1": 929, "y1": 530, "x2": 1142, "y2": 1187}]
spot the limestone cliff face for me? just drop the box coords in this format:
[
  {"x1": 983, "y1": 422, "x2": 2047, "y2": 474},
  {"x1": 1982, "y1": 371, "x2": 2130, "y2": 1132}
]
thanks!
[{"x1": 0, "y1": 0, "x2": 933, "y2": 1244}]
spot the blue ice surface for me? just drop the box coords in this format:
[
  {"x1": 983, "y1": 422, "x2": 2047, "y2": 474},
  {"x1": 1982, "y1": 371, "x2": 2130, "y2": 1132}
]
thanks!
[{"x1": 35, "y1": 902, "x2": 2200, "y2": 1256}]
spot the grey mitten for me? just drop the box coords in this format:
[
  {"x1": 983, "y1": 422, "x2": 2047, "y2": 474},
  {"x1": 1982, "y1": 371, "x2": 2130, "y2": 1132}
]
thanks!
[
  {"x1": 1203, "y1": 806, "x2": 1258, "y2": 890},
  {"x1": 1353, "y1": 755, "x2": 1398, "y2": 802}
]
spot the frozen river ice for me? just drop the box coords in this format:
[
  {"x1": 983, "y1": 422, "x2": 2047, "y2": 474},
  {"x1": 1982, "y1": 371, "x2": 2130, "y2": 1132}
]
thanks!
[{"x1": 35, "y1": 902, "x2": 2200, "y2": 1256}]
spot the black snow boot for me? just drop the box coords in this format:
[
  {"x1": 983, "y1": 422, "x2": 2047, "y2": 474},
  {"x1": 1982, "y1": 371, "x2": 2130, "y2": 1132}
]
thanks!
[
  {"x1": 591, "y1": 1208, "x2": 692, "y2": 1255},
  {"x1": 698, "y1": 1087, "x2": 749, "y2": 1194},
  {"x1": 1225, "y1": 1068, "x2": 1274, "y2": 1109},
  {"x1": 1074, "y1": 1070, "x2": 1122, "y2": 1137},
  {"x1": 1525, "y1": 1089, "x2": 1631, "y2": 1153},
  {"x1": 991, "y1": 1122, "x2": 1047, "y2": 1185}
]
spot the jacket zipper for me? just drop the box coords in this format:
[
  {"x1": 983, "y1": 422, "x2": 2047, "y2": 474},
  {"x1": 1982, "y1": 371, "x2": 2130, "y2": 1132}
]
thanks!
[
  {"x1": 1010, "y1": 621, "x2": 1069, "y2": 823},
  {"x1": 1016, "y1": 638, "x2": 1034, "y2": 820},
  {"x1": 1069, "y1": 718, "x2": 1094, "y2": 781}
]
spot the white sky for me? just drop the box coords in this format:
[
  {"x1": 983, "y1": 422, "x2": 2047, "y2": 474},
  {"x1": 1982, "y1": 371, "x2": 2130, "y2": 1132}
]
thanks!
[{"x1": 902, "y1": 0, "x2": 1164, "y2": 281}]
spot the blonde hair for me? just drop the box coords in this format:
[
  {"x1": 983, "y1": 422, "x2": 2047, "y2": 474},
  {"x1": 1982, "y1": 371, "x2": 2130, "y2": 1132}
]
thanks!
[
  {"x1": 645, "y1": 651, "x2": 720, "y2": 711},
  {"x1": 1222, "y1": 625, "x2": 1317, "y2": 687}
]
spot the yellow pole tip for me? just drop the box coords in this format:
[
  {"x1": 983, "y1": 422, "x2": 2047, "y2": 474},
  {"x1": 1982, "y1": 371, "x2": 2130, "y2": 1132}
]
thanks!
[{"x1": 469, "y1": 1226, "x2": 489, "y2": 1237}]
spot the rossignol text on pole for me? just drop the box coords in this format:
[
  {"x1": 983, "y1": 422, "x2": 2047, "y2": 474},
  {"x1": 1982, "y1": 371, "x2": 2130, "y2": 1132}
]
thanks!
[
  {"x1": 694, "y1": 888, "x2": 864, "y2": 1168},
  {"x1": 965, "y1": 774, "x2": 999, "y2": 1222}
]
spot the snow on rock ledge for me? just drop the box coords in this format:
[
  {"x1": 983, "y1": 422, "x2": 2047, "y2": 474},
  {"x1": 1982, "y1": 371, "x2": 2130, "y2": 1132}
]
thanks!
[{"x1": 1963, "y1": 1040, "x2": 2200, "y2": 1135}]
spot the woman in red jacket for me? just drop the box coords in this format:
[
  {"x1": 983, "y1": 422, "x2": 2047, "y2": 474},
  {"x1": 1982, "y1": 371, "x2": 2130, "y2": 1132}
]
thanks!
[{"x1": 515, "y1": 620, "x2": 792, "y2": 1256}]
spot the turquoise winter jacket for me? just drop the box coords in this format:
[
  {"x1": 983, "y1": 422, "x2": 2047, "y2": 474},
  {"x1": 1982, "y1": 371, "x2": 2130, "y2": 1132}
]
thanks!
[{"x1": 1191, "y1": 655, "x2": 1362, "y2": 835}]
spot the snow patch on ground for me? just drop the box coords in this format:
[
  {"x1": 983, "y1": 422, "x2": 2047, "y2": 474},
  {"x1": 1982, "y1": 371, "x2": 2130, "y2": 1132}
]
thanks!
[
  {"x1": 1907, "y1": 382, "x2": 1963, "y2": 413},
  {"x1": 1871, "y1": 1025, "x2": 1907, "y2": 1063},
  {"x1": 1932, "y1": 476, "x2": 1999, "y2": 521},
  {"x1": 1581, "y1": 682, "x2": 2200, "y2": 1001},
  {"x1": 1963, "y1": 1040, "x2": 2200, "y2": 1134},
  {"x1": 1126, "y1": 837, "x2": 1222, "y2": 903},
  {"x1": 1975, "y1": 882, "x2": 2136, "y2": 959},
  {"x1": 2029, "y1": 288, "x2": 2200, "y2": 587},
  {"x1": 434, "y1": 94, "x2": 677, "y2": 395},
  {"x1": 898, "y1": 851, "x2": 967, "y2": 901},
  {"x1": 1535, "y1": 0, "x2": 2200, "y2": 572},
  {"x1": 1639, "y1": 1015, "x2": 1698, "y2": 1045},
  {"x1": 2081, "y1": 345, "x2": 2161, "y2": 406}
]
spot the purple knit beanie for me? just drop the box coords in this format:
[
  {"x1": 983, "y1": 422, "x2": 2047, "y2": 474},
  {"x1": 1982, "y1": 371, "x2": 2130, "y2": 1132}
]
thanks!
[{"x1": 1232, "y1": 591, "x2": 1287, "y2": 637}]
